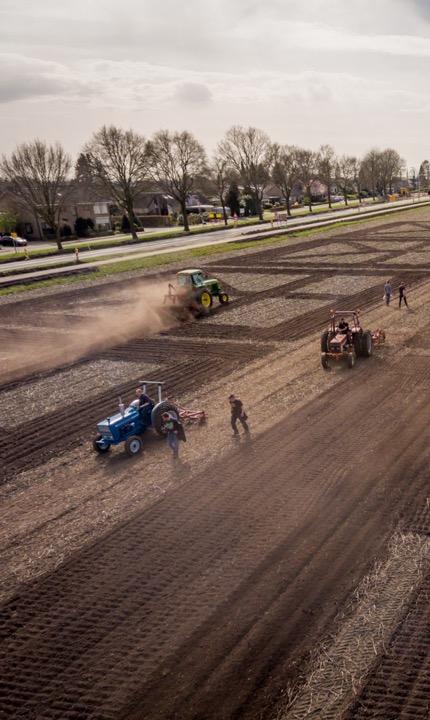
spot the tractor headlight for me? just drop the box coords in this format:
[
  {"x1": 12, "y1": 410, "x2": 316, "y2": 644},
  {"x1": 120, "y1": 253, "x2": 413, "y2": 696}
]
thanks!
[{"x1": 97, "y1": 425, "x2": 113, "y2": 439}]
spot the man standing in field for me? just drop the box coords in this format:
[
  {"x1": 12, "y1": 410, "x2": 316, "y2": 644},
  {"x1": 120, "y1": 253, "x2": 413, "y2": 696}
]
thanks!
[
  {"x1": 229, "y1": 394, "x2": 250, "y2": 438},
  {"x1": 398, "y1": 281, "x2": 409, "y2": 309},
  {"x1": 384, "y1": 279, "x2": 392, "y2": 306},
  {"x1": 161, "y1": 412, "x2": 186, "y2": 461}
]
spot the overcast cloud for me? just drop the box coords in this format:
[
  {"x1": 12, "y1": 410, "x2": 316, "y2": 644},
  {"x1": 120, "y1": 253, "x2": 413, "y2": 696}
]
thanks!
[{"x1": 0, "y1": 0, "x2": 429, "y2": 166}]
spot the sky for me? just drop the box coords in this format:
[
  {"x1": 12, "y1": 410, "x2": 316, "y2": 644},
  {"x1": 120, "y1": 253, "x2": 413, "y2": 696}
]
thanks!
[{"x1": 0, "y1": 0, "x2": 429, "y2": 168}]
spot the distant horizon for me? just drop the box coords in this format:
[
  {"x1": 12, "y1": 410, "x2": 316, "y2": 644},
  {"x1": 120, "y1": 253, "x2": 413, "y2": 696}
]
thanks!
[{"x1": 1, "y1": 0, "x2": 429, "y2": 168}]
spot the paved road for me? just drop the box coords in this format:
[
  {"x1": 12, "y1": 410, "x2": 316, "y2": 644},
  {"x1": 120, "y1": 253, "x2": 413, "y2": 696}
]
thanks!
[{"x1": 2, "y1": 197, "x2": 429, "y2": 280}]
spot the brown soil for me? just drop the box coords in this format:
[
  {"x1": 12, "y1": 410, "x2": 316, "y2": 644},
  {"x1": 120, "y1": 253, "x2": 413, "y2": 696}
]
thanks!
[{"x1": 1, "y1": 210, "x2": 430, "y2": 720}]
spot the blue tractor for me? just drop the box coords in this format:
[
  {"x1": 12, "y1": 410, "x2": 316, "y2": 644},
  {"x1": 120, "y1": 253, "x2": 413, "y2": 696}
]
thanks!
[{"x1": 93, "y1": 381, "x2": 178, "y2": 457}]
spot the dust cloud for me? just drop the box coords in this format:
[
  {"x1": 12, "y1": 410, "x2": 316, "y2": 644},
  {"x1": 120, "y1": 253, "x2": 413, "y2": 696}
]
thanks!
[{"x1": 0, "y1": 279, "x2": 180, "y2": 384}]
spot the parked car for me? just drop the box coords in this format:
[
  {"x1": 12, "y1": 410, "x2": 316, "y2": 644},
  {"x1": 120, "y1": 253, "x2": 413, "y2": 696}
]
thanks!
[{"x1": 0, "y1": 235, "x2": 28, "y2": 247}]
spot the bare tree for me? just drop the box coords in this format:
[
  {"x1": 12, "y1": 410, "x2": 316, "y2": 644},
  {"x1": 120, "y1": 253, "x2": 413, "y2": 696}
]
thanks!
[
  {"x1": 1, "y1": 140, "x2": 72, "y2": 250},
  {"x1": 335, "y1": 156, "x2": 356, "y2": 205},
  {"x1": 379, "y1": 148, "x2": 403, "y2": 195},
  {"x1": 295, "y1": 148, "x2": 317, "y2": 213},
  {"x1": 418, "y1": 160, "x2": 430, "y2": 190},
  {"x1": 272, "y1": 145, "x2": 300, "y2": 217},
  {"x1": 360, "y1": 149, "x2": 381, "y2": 200},
  {"x1": 218, "y1": 126, "x2": 274, "y2": 221},
  {"x1": 210, "y1": 156, "x2": 236, "y2": 226},
  {"x1": 317, "y1": 144, "x2": 336, "y2": 209},
  {"x1": 350, "y1": 157, "x2": 363, "y2": 203},
  {"x1": 83, "y1": 125, "x2": 149, "y2": 240},
  {"x1": 419, "y1": 160, "x2": 430, "y2": 190},
  {"x1": 147, "y1": 130, "x2": 207, "y2": 233}
]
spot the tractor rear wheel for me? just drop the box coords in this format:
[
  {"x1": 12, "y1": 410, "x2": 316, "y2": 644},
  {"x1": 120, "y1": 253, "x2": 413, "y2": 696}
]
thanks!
[
  {"x1": 347, "y1": 352, "x2": 356, "y2": 369},
  {"x1": 321, "y1": 353, "x2": 329, "y2": 370},
  {"x1": 353, "y1": 333, "x2": 362, "y2": 356},
  {"x1": 191, "y1": 289, "x2": 212, "y2": 317},
  {"x1": 321, "y1": 330, "x2": 330, "y2": 352},
  {"x1": 125, "y1": 435, "x2": 143, "y2": 457},
  {"x1": 197, "y1": 289, "x2": 213, "y2": 311},
  {"x1": 219, "y1": 292, "x2": 229, "y2": 305},
  {"x1": 361, "y1": 330, "x2": 373, "y2": 358},
  {"x1": 93, "y1": 435, "x2": 111, "y2": 454},
  {"x1": 152, "y1": 401, "x2": 180, "y2": 436}
]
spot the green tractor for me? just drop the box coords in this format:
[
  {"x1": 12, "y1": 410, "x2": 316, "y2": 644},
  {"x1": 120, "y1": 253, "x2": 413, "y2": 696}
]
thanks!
[{"x1": 164, "y1": 268, "x2": 229, "y2": 318}]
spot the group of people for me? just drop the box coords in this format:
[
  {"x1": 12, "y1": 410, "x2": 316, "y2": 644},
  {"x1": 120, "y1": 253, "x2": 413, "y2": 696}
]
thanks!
[
  {"x1": 134, "y1": 387, "x2": 250, "y2": 463},
  {"x1": 383, "y1": 279, "x2": 409, "y2": 308}
]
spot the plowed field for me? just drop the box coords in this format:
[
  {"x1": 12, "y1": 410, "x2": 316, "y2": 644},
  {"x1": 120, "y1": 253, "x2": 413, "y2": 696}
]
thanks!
[{"x1": 2, "y1": 211, "x2": 430, "y2": 720}]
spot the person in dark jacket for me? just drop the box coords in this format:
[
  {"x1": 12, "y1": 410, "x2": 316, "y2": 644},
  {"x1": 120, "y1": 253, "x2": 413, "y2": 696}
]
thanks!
[
  {"x1": 229, "y1": 394, "x2": 250, "y2": 437},
  {"x1": 135, "y1": 387, "x2": 154, "y2": 408},
  {"x1": 398, "y1": 282, "x2": 409, "y2": 308},
  {"x1": 338, "y1": 318, "x2": 349, "y2": 334},
  {"x1": 161, "y1": 412, "x2": 186, "y2": 460}
]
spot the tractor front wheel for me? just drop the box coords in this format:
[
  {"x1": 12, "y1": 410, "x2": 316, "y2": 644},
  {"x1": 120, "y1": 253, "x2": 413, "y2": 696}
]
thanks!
[
  {"x1": 347, "y1": 352, "x2": 356, "y2": 369},
  {"x1": 219, "y1": 292, "x2": 229, "y2": 305},
  {"x1": 93, "y1": 435, "x2": 111, "y2": 454},
  {"x1": 125, "y1": 435, "x2": 143, "y2": 457},
  {"x1": 321, "y1": 353, "x2": 330, "y2": 370}
]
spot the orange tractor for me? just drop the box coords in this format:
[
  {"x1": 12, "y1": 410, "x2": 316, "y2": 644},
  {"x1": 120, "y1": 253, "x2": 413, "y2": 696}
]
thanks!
[{"x1": 321, "y1": 310, "x2": 385, "y2": 370}]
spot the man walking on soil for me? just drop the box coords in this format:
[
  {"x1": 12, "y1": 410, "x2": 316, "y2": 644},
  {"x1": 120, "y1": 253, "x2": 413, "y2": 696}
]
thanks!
[
  {"x1": 398, "y1": 281, "x2": 409, "y2": 309},
  {"x1": 161, "y1": 412, "x2": 186, "y2": 461},
  {"x1": 384, "y1": 279, "x2": 392, "y2": 306},
  {"x1": 229, "y1": 394, "x2": 250, "y2": 438}
]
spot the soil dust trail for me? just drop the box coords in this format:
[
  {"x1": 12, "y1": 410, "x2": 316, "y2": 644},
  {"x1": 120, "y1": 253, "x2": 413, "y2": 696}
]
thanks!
[{"x1": 0, "y1": 279, "x2": 177, "y2": 383}]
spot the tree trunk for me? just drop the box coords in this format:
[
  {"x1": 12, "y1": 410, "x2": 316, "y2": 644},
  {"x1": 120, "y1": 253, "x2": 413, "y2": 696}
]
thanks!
[
  {"x1": 130, "y1": 215, "x2": 138, "y2": 240},
  {"x1": 181, "y1": 202, "x2": 190, "y2": 232},
  {"x1": 307, "y1": 185, "x2": 313, "y2": 212},
  {"x1": 286, "y1": 192, "x2": 292, "y2": 217},
  {"x1": 257, "y1": 196, "x2": 263, "y2": 221},
  {"x1": 344, "y1": 190, "x2": 348, "y2": 206},
  {"x1": 327, "y1": 185, "x2": 332, "y2": 209},
  {"x1": 55, "y1": 228, "x2": 63, "y2": 252},
  {"x1": 53, "y1": 215, "x2": 63, "y2": 251},
  {"x1": 221, "y1": 202, "x2": 228, "y2": 226},
  {"x1": 126, "y1": 202, "x2": 138, "y2": 240}
]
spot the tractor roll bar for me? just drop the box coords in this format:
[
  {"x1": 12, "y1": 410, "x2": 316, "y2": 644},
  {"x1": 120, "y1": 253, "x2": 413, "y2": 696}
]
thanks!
[
  {"x1": 330, "y1": 309, "x2": 360, "y2": 316},
  {"x1": 139, "y1": 380, "x2": 164, "y2": 403}
]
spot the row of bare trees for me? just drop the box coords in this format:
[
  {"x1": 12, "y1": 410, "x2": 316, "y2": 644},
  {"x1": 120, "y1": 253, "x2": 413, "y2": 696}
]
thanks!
[{"x1": 0, "y1": 125, "x2": 406, "y2": 250}]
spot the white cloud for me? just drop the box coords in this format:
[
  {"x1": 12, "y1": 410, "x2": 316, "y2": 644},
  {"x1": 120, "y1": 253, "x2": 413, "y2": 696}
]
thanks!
[
  {"x1": 2, "y1": 54, "x2": 427, "y2": 117},
  {"x1": 0, "y1": 1, "x2": 429, "y2": 166},
  {"x1": 277, "y1": 21, "x2": 430, "y2": 57},
  {"x1": 174, "y1": 82, "x2": 213, "y2": 104},
  {"x1": 0, "y1": 54, "x2": 94, "y2": 104}
]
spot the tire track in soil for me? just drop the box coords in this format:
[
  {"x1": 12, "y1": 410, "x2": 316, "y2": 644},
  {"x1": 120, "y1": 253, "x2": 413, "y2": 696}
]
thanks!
[
  {"x1": 1, "y1": 356, "x2": 430, "y2": 720},
  {"x1": 344, "y1": 575, "x2": 430, "y2": 720}
]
